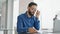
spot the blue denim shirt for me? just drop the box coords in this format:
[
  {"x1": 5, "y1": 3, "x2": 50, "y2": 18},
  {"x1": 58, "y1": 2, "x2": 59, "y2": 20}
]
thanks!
[{"x1": 17, "y1": 12, "x2": 40, "y2": 33}]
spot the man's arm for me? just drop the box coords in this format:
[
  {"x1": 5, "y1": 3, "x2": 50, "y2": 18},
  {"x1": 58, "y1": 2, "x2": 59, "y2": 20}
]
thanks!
[
  {"x1": 28, "y1": 18, "x2": 40, "y2": 33},
  {"x1": 34, "y1": 18, "x2": 40, "y2": 30},
  {"x1": 17, "y1": 16, "x2": 28, "y2": 32},
  {"x1": 34, "y1": 10, "x2": 40, "y2": 30}
]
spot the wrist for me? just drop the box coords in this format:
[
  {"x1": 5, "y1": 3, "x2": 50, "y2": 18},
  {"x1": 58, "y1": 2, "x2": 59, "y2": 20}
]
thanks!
[{"x1": 36, "y1": 16, "x2": 39, "y2": 19}]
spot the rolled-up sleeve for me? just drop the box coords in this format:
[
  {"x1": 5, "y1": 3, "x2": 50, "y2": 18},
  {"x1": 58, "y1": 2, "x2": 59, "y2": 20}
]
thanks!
[
  {"x1": 17, "y1": 16, "x2": 28, "y2": 32},
  {"x1": 34, "y1": 17, "x2": 40, "y2": 30}
]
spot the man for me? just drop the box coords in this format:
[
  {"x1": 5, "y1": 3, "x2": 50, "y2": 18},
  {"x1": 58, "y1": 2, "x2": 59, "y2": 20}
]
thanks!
[{"x1": 17, "y1": 2, "x2": 40, "y2": 34}]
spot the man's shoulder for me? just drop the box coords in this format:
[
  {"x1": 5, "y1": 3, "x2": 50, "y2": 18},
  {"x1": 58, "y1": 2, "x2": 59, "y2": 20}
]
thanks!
[{"x1": 18, "y1": 13, "x2": 25, "y2": 18}]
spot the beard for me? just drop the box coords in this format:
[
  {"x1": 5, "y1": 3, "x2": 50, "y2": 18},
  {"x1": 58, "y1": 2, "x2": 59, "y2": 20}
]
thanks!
[{"x1": 28, "y1": 11, "x2": 34, "y2": 16}]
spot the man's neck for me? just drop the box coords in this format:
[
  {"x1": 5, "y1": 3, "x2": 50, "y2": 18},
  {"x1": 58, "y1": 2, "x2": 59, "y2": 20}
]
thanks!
[{"x1": 27, "y1": 12, "x2": 31, "y2": 18}]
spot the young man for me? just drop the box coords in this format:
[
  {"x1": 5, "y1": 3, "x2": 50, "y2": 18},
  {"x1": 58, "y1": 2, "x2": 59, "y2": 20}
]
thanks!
[{"x1": 17, "y1": 2, "x2": 40, "y2": 34}]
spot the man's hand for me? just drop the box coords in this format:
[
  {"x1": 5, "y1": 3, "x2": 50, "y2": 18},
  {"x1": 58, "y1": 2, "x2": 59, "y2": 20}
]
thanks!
[
  {"x1": 28, "y1": 28, "x2": 37, "y2": 33},
  {"x1": 35, "y1": 10, "x2": 40, "y2": 19}
]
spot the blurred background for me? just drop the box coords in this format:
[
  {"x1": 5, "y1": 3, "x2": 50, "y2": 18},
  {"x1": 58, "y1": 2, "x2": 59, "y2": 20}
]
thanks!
[{"x1": 0, "y1": 0, "x2": 60, "y2": 34}]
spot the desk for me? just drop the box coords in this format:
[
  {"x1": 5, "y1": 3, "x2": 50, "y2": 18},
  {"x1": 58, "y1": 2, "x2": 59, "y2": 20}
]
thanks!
[{"x1": 18, "y1": 32, "x2": 40, "y2": 34}]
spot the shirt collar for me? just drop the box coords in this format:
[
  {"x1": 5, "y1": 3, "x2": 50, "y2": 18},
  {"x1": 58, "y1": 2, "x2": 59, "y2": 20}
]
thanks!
[{"x1": 25, "y1": 12, "x2": 34, "y2": 19}]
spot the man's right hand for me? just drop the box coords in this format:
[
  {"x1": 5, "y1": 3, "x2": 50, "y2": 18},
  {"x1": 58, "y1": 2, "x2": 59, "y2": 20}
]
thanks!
[{"x1": 28, "y1": 28, "x2": 37, "y2": 33}]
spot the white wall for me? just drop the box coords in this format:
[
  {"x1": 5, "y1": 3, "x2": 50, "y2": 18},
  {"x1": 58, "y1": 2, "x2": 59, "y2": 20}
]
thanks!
[
  {"x1": 13, "y1": 0, "x2": 19, "y2": 28},
  {"x1": 13, "y1": 0, "x2": 19, "y2": 34},
  {"x1": 19, "y1": 0, "x2": 33, "y2": 14},
  {"x1": 34, "y1": 0, "x2": 60, "y2": 29}
]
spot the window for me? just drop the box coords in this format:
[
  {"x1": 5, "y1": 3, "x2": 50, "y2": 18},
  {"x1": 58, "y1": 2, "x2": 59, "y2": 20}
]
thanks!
[{"x1": 34, "y1": 0, "x2": 60, "y2": 29}]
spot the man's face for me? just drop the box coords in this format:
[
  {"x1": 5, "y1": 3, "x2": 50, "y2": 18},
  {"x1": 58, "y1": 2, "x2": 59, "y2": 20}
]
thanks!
[{"x1": 28, "y1": 5, "x2": 37, "y2": 16}]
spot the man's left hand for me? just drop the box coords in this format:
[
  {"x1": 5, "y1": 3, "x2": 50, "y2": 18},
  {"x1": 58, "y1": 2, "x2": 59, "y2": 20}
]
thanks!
[{"x1": 35, "y1": 10, "x2": 40, "y2": 19}]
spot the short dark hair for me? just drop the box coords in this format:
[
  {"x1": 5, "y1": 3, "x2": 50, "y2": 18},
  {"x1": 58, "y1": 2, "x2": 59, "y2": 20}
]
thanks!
[{"x1": 28, "y1": 2, "x2": 37, "y2": 7}]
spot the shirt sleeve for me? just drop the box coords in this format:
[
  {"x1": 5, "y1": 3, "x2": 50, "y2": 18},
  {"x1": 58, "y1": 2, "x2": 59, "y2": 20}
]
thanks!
[
  {"x1": 34, "y1": 17, "x2": 40, "y2": 30},
  {"x1": 17, "y1": 16, "x2": 28, "y2": 32}
]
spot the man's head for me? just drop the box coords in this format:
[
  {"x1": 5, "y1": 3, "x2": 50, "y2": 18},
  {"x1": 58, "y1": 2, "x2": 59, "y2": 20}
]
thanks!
[{"x1": 27, "y1": 2, "x2": 37, "y2": 16}]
